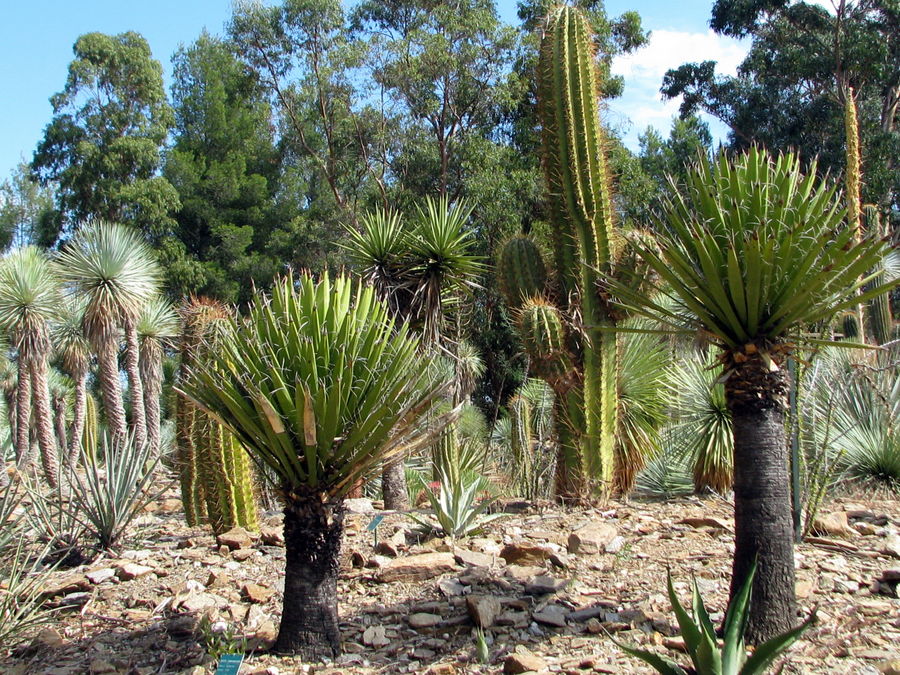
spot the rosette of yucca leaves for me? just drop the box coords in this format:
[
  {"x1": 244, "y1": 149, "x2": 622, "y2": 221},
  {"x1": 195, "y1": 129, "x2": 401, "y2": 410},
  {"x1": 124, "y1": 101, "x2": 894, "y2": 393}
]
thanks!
[{"x1": 179, "y1": 272, "x2": 449, "y2": 657}]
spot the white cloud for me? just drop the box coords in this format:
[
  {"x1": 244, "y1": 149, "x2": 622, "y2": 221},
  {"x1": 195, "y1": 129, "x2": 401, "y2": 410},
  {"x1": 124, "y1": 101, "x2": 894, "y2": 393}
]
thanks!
[{"x1": 606, "y1": 29, "x2": 749, "y2": 151}]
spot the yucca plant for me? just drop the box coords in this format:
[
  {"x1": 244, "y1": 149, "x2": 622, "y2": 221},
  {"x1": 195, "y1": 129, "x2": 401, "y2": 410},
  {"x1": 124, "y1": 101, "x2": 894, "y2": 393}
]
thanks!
[
  {"x1": 69, "y1": 432, "x2": 160, "y2": 552},
  {"x1": 669, "y1": 351, "x2": 733, "y2": 495},
  {"x1": 0, "y1": 539, "x2": 59, "y2": 647},
  {"x1": 0, "y1": 246, "x2": 63, "y2": 487},
  {"x1": 52, "y1": 296, "x2": 91, "y2": 466},
  {"x1": 613, "y1": 147, "x2": 898, "y2": 642},
  {"x1": 136, "y1": 297, "x2": 180, "y2": 460},
  {"x1": 179, "y1": 273, "x2": 448, "y2": 658},
  {"x1": 612, "y1": 562, "x2": 816, "y2": 674},
  {"x1": 634, "y1": 436, "x2": 694, "y2": 501},
  {"x1": 56, "y1": 222, "x2": 161, "y2": 449}
]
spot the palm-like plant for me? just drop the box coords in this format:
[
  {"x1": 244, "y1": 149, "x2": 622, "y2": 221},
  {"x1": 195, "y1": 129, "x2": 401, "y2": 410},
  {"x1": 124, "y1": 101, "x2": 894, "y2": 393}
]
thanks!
[
  {"x1": 614, "y1": 147, "x2": 898, "y2": 642},
  {"x1": 179, "y1": 273, "x2": 446, "y2": 658},
  {"x1": 137, "y1": 297, "x2": 180, "y2": 459},
  {"x1": 52, "y1": 296, "x2": 91, "y2": 465},
  {"x1": 0, "y1": 247, "x2": 62, "y2": 487},
  {"x1": 56, "y1": 222, "x2": 161, "y2": 448},
  {"x1": 669, "y1": 351, "x2": 734, "y2": 495}
]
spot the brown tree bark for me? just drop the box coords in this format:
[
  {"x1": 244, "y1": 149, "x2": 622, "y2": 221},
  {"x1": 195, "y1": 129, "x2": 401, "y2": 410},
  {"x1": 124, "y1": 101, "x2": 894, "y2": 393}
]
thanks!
[
  {"x1": 382, "y1": 458, "x2": 408, "y2": 510},
  {"x1": 140, "y1": 344, "x2": 162, "y2": 460},
  {"x1": 30, "y1": 359, "x2": 59, "y2": 488},
  {"x1": 274, "y1": 489, "x2": 344, "y2": 657},
  {"x1": 14, "y1": 364, "x2": 32, "y2": 466},
  {"x1": 726, "y1": 354, "x2": 797, "y2": 644},
  {"x1": 123, "y1": 319, "x2": 147, "y2": 450},
  {"x1": 96, "y1": 334, "x2": 128, "y2": 449},
  {"x1": 67, "y1": 371, "x2": 87, "y2": 465}
]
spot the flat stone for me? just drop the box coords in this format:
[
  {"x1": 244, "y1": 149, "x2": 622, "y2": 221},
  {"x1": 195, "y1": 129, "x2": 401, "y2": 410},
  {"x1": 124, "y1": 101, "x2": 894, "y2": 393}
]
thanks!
[
  {"x1": 877, "y1": 658, "x2": 900, "y2": 675},
  {"x1": 85, "y1": 568, "x2": 116, "y2": 585},
  {"x1": 532, "y1": 605, "x2": 568, "y2": 627},
  {"x1": 216, "y1": 527, "x2": 254, "y2": 550},
  {"x1": 116, "y1": 563, "x2": 154, "y2": 581},
  {"x1": 41, "y1": 574, "x2": 89, "y2": 598},
  {"x1": 500, "y1": 542, "x2": 553, "y2": 565},
  {"x1": 525, "y1": 575, "x2": 569, "y2": 595},
  {"x1": 812, "y1": 511, "x2": 856, "y2": 538},
  {"x1": 506, "y1": 564, "x2": 545, "y2": 581},
  {"x1": 567, "y1": 522, "x2": 618, "y2": 555},
  {"x1": 205, "y1": 570, "x2": 231, "y2": 588},
  {"x1": 883, "y1": 534, "x2": 900, "y2": 559},
  {"x1": 345, "y1": 498, "x2": 376, "y2": 514},
  {"x1": 409, "y1": 612, "x2": 442, "y2": 628},
  {"x1": 34, "y1": 627, "x2": 65, "y2": 649},
  {"x1": 677, "y1": 516, "x2": 732, "y2": 531},
  {"x1": 259, "y1": 526, "x2": 284, "y2": 547},
  {"x1": 379, "y1": 552, "x2": 457, "y2": 582},
  {"x1": 232, "y1": 549, "x2": 255, "y2": 561},
  {"x1": 180, "y1": 592, "x2": 223, "y2": 613},
  {"x1": 466, "y1": 594, "x2": 501, "y2": 628},
  {"x1": 242, "y1": 583, "x2": 275, "y2": 604},
  {"x1": 454, "y1": 548, "x2": 494, "y2": 568},
  {"x1": 362, "y1": 625, "x2": 390, "y2": 647},
  {"x1": 89, "y1": 659, "x2": 117, "y2": 674},
  {"x1": 504, "y1": 649, "x2": 548, "y2": 674}
]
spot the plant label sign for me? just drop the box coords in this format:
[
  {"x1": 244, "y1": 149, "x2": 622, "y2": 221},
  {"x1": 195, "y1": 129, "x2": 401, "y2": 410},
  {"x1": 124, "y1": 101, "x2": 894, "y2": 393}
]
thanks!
[{"x1": 215, "y1": 653, "x2": 244, "y2": 675}]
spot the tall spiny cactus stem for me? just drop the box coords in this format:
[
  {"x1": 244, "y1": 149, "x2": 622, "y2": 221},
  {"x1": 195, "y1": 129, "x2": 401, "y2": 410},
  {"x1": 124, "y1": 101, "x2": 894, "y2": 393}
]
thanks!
[
  {"x1": 508, "y1": 394, "x2": 533, "y2": 497},
  {"x1": 497, "y1": 236, "x2": 548, "y2": 308},
  {"x1": 538, "y1": 5, "x2": 619, "y2": 492}
]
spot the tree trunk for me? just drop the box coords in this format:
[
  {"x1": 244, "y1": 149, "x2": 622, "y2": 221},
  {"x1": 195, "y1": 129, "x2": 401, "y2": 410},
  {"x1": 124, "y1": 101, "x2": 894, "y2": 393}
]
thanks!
[
  {"x1": 14, "y1": 364, "x2": 31, "y2": 466},
  {"x1": 67, "y1": 371, "x2": 87, "y2": 466},
  {"x1": 123, "y1": 319, "x2": 147, "y2": 450},
  {"x1": 97, "y1": 334, "x2": 127, "y2": 448},
  {"x1": 726, "y1": 355, "x2": 797, "y2": 644},
  {"x1": 382, "y1": 458, "x2": 408, "y2": 510},
  {"x1": 53, "y1": 391, "x2": 67, "y2": 458},
  {"x1": 140, "y1": 345, "x2": 162, "y2": 460},
  {"x1": 275, "y1": 489, "x2": 344, "y2": 658},
  {"x1": 30, "y1": 359, "x2": 59, "y2": 488}
]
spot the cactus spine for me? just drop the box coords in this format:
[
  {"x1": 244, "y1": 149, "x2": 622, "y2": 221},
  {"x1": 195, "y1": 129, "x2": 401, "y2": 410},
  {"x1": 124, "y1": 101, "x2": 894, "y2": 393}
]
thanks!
[
  {"x1": 176, "y1": 299, "x2": 258, "y2": 533},
  {"x1": 498, "y1": 5, "x2": 621, "y2": 497}
]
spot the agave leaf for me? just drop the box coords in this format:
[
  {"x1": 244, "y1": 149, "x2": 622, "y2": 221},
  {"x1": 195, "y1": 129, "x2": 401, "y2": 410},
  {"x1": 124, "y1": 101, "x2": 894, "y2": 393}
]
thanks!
[
  {"x1": 608, "y1": 633, "x2": 690, "y2": 675},
  {"x1": 739, "y1": 609, "x2": 817, "y2": 675}
]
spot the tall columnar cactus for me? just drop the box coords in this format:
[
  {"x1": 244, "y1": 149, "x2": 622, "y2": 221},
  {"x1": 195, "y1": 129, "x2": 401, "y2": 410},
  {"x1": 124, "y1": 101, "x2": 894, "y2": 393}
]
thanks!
[
  {"x1": 176, "y1": 298, "x2": 258, "y2": 533},
  {"x1": 498, "y1": 5, "x2": 621, "y2": 497}
]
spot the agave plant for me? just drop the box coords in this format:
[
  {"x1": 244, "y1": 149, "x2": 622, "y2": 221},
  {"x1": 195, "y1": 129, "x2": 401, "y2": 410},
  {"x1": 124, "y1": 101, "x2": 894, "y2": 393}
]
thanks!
[
  {"x1": 408, "y1": 465, "x2": 503, "y2": 539},
  {"x1": 179, "y1": 273, "x2": 448, "y2": 658},
  {"x1": 612, "y1": 561, "x2": 816, "y2": 674},
  {"x1": 613, "y1": 147, "x2": 898, "y2": 641}
]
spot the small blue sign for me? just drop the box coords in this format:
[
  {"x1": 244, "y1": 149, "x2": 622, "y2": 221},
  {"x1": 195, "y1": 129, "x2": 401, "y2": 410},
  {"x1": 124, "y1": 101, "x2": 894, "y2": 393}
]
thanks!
[
  {"x1": 215, "y1": 653, "x2": 244, "y2": 675},
  {"x1": 366, "y1": 514, "x2": 385, "y2": 531}
]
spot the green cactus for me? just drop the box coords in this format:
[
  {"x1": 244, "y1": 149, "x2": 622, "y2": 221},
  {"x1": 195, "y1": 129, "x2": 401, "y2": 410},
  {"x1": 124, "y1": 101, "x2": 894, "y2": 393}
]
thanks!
[
  {"x1": 496, "y1": 236, "x2": 548, "y2": 308},
  {"x1": 176, "y1": 298, "x2": 258, "y2": 533},
  {"x1": 498, "y1": 5, "x2": 622, "y2": 497}
]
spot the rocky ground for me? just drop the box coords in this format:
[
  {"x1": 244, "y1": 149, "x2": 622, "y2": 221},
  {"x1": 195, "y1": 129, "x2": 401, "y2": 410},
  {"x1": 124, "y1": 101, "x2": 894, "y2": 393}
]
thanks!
[{"x1": 2, "y1": 483, "x2": 899, "y2": 675}]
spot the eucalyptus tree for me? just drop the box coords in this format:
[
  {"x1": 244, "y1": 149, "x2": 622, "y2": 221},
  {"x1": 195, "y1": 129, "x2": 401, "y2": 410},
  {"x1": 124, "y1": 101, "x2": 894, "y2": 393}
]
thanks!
[
  {"x1": 0, "y1": 247, "x2": 62, "y2": 486},
  {"x1": 615, "y1": 147, "x2": 898, "y2": 642},
  {"x1": 52, "y1": 297, "x2": 91, "y2": 464},
  {"x1": 180, "y1": 273, "x2": 446, "y2": 656},
  {"x1": 136, "y1": 297, "x2": 180, "y2": 458},
  {"x1": 56, "y1": 223, "x2": 161, "y2": 448}
]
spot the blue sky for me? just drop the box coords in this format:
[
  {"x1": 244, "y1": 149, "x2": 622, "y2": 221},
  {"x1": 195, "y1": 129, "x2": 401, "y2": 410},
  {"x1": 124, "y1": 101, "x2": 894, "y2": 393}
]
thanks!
[{"x1": 0, "y1": 1, "x2": 749, "y2": 182}]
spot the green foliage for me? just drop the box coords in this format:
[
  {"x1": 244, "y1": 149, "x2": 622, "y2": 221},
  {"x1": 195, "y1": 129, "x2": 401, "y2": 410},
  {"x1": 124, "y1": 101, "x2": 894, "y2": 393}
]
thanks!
[
  {"x1": 614, "y1": 148, "x2": 898, "y2": 352},
  {"x1": 634, "y1": 437, "x2": 694, "y2": 501},
  {"x1": 164, "y1": 33, "x2": 282, "y2": 303},
  {"x1": 611, "y1": 563, "x2": 816, "y2": 674},
  {"x1": 180, "y1": 273, "x2": 445, "y2": 496},
  {"x1": 69, "y1": 433, "x2": 161, "y2": 552},
  {"x1": 0, "y1": 163, "x2": 57, "y2": 249},
  {"x1": 31, "y1": 31, "x2": 178, "y2": 240},
  {"x1": 408, "y1": 465, "x2": 503, "y2": 539},
  {"x1": 669, "y1": 351, "x2": 733, "y2": 495},
  {"x1": 0, "y1": 538, "x2": 59, "y2": 647},
  {"x1": 197, "y1": 615, "x2": 247, "y2": 663}
]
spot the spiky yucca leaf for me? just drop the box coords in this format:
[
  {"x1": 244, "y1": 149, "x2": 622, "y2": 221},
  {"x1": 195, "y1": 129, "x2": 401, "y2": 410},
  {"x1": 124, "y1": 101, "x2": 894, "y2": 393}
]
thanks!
[{"x1": 180, "y1": 273, "x2": 446, "y2": 497}]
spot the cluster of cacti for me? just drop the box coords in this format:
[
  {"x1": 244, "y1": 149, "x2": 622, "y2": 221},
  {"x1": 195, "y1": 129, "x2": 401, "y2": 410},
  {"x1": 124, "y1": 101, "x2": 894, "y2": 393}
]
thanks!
[
  {"x1": 176, "y1": 298, "x2": 258, "y2": 534},
  {"x1": 497, "y1": 5, "x2": 623, "y2": 498}
]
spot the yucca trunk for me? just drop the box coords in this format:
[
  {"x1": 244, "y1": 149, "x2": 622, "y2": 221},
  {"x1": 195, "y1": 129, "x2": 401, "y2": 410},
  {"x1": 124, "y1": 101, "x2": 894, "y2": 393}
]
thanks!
[
  {"x1": 14, "y1": 364, "x2": 31, "y2": 466},
  {"x1": 725, "y1": 351, "x2": 797, "y2": 643},
  {"x1": 29, "y1": 359, "x2": 59, "y2": 488},
  {"x1": 140, "y1": 341, "x2": 163, "y2": 459},
  {"x1": 382, "y1": 459, "x2": 408, "y2": 510},
  {"x1": 52, "y1": 389, "x2": 67, "y2": 457},
  {"x1": 67, "y1": 370, "x2": 88, "y2": 466},
  {"x1": 96, "y1": 334, "x2": 128, "y2": 448},
  {"x1": 275, "y1": 489, "x2": 344, "y2": 657},
  {"x1": 123, "y1": 318, "x2": 147, "y2": 450}
]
